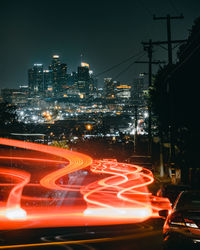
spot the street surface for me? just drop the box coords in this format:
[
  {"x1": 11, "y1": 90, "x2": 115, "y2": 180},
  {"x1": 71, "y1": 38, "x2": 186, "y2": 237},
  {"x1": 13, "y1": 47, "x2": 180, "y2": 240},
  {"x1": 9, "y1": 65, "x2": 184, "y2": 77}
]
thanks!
[
  {"x1": 0, "y1": 138, "x2": 169, "y2": 249},
  {"x1": 0, "y1": 218, "x2": 164, "y2": 250}
]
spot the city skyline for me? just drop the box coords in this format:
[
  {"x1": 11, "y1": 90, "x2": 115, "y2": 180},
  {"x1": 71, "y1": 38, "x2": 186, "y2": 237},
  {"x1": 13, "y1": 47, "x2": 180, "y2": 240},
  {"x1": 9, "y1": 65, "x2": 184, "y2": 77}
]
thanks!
[
  {"x1": 1, "y1": 0, "x2": 200, "y2": 88},
  {"x1": 0, "y1": 1, "x2": 200, "y2": 249}
]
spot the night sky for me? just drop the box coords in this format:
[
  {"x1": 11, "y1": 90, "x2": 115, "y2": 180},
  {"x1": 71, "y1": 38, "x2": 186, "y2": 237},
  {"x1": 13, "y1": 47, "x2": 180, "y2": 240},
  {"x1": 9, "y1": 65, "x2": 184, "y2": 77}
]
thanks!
[{"x1": 0, "y1": 0, "x2": 200, "y2": 88}]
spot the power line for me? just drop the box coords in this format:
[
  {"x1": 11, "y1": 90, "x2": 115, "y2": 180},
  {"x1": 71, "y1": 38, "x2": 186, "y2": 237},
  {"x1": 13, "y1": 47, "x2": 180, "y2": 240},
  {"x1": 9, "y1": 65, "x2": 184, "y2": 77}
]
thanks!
[
  {"x1": 135, "y1": 0, "x2": 154, "y2": 18},
  {"x1": 113, "y1": 52, "x2": 146, "y2": 80},
  {"x1": 153, "y1": 14, "x2": 185, "y2": 65},
  {"x1": 113, "y1": 61, "x2": 136, "y2": 80},
  {"x1": 136, "y1": 39, "x2": 165, "y2": 156},
  {"x1": 153, "y1": 13, "x2": 185, "y2": 164},
  {"x1": 158, "y1": 42, "x2": 180, "y2": 52},
  {"x1": 166, "y1": 41, "x2": 200, "y2": 79},
  {"x1": 167, "y1": 0, "x2": 180, "y2": 15},
  {"x1": 157, "y1": 44, "x2": 168, "y2": 51},
  {"x1": 172, "y1": 42, "x2": 182, "y2": 50},
  {"x1": 96, "y1": 51, "x2": 144, "y2": 77}
]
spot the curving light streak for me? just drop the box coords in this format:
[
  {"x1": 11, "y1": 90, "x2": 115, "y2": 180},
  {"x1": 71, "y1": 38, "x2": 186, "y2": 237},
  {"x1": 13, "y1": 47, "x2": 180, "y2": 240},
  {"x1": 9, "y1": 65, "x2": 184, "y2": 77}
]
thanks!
[
  {"x1": 81, "y1": 161, "x2": 154, "y2": 219},
  {"x1": 0, "y1": 168, "x2": 30, "y2": 220},
  {"x1": 0, "y1": 156, "x2": 67, "y2": 165},
  {"x1": 0, "y1": 138, "x2": 92, "y2": 191},
  {"x1": 0, "y1": 138, "x2": 171, "y2": 229}
]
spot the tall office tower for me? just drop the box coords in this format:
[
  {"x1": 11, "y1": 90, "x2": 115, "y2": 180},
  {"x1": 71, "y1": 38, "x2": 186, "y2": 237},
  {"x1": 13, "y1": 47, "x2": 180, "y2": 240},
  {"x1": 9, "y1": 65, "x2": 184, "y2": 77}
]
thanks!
[
  {"x1": 77, "y1": 62, "x2": 90, "y2": 97},
  {"x1": 89, "y1": 70, "x2": 97, "y2": 92},
  {"x1": 116, "y1": 85, "x2": 132, "y2": 100},
  {"x1": 78, "y1": 62, "x2": 90, "y2": 81},
  {"x1": 67, "y1": 72, "x2": 78, "y2": 86},
  {"x1": 49, "y1": 55, "x2": 67, "y2": 95},
  {"x1": 104, "y1": 78, "x2": 116, "y2": 99},
  {"x1": 28, "y1": 64, "x2": 44, "y2": 94},
  {"x1": 43, "y1": 70, "x2": 53, "y2": 91},
  {"x1": 132, "y1": 74, "x2": 147, "y2": 106}
]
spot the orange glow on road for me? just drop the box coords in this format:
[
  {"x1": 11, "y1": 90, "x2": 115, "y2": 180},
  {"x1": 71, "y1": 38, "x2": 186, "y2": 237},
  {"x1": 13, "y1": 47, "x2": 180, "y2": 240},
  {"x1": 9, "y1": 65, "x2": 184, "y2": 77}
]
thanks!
[
  {"x1": 0, "y1": 138, "x2": 171, "y2": 229},
  {"x1": 0, "y1": 168, "x2": 30, "y2": 220}
]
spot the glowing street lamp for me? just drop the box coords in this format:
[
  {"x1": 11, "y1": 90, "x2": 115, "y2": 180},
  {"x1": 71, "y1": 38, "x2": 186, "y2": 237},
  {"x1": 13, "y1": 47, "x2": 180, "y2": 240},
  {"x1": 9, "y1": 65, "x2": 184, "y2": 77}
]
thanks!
[
  {"x1": 85, "y1": 124, "x2": 92, "y2": 131},
  {"x1": 144, "y1": 111, "x2": 149, "y2": 118}
]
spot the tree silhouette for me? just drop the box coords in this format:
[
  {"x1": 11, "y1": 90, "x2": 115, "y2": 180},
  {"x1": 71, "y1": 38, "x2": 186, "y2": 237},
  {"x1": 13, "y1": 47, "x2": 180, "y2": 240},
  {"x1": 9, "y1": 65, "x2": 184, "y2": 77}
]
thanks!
[
  {"x1": 150, "y1": 16, "x2": 200, "y2": 183},
  {"x1": 0, "y1": 102, "x2": 18, "y2": 135}
]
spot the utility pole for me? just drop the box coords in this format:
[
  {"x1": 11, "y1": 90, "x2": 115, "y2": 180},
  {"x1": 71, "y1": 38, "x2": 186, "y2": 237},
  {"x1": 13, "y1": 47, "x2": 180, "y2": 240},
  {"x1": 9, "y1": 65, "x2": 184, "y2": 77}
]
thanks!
[
  {"x1": 153, "y1": 14, "x2": 184, "y2": 65},
  {"x1": 135, "y1": 39, "x2": 165, "y2": 156},
  {"x1": 145, "y1": 39, "x2": 153, "y2": 156},
  {"x1": 133, "y1": 105, "x2": 138, "y2": 153},
  {"x1": 152, "y1": 14, "x2": 186, "y2": 166}
]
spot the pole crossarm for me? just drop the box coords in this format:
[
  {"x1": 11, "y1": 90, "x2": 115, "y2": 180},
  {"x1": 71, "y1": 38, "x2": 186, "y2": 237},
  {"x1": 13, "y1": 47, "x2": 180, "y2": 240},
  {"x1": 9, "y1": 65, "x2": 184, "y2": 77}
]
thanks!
[
  {"x1": 135, "y1": 60, "x2": 165, "y2": 64},
  {"x1": 153, "y1": 14, "x2": 184, "y2": 20},
  {"x1": 142, "y1": 40, "x2": 187, "y2": 46},
  {"x1": 151, "y1": 13, "x2": 186, "y2": 162}
]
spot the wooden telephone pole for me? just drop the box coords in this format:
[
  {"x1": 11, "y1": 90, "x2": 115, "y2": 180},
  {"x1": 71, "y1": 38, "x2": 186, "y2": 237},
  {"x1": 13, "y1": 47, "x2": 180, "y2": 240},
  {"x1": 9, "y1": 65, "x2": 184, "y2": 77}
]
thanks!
[
  {"x1": 151, "y1": 14, "x2": 187, "y2": 164},
  {"x1": 135, "y1": 39, "x2": 165, "y2": 155}
]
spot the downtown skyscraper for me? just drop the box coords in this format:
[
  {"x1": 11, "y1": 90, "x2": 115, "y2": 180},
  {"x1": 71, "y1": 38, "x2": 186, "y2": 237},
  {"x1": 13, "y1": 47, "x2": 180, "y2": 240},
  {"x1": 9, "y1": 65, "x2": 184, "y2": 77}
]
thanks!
[
  {"x1": 28, "y1": 55, "x2": 97, "y2": 99},
  {"x1": 28, "y1": 55, "x2": 67, "y2": 96},
  {"x1": 28, "y1": 64, "x2": 44, "y2": 94},
  {"x1": 49, "y1": 55, "x2": 67, "y2": 95}
]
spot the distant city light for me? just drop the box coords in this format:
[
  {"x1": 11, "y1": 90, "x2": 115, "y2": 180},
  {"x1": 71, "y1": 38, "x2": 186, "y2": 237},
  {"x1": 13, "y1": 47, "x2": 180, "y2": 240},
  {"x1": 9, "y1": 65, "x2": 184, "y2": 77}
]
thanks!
[
  {"x1": 85, "y1": 124, "x2": 92, "y2": 130},
  {"x1": 5, "y1": 207, "x2": 27, "y2": 220},
  {"x1": 32, "y1": 115, "x2": 38, "y2": 120},
  {"x1": 81, "y1": 62, "x2": 89, "y2": 68},
  {"x1": 34, "y1": 63, "x2": 43, "y2": 66},
  {"x1": 116, "y1": 85, "x2": 131, "y2": 89},
  {"x1": 53, "y1": 55, "x2": 59, "y2": 59},
  {"x1": 144, "y1": 112, "x2": 149, "y2": 118}
]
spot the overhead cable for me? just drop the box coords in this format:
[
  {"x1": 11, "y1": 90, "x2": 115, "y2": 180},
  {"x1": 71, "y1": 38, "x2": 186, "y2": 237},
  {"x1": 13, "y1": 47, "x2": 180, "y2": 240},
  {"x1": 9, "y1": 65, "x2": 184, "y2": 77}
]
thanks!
[
  {"x1": 96, "y1": 51, "x2": 144, "y2": 77},
  {"x1": 113, "y1": 52, "x2": 146, "y2": 80}
]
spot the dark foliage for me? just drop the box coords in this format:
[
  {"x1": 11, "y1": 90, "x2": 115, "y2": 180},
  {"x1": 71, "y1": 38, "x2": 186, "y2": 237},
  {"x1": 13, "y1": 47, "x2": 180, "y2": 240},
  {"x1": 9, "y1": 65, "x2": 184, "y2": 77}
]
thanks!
[
  {"x1": 0, "y1": 102, "x2": 18, "y2": 135},
  {"x1": 0, "y1": 102, "x2": 17, "y2": 126},
  {"x1": 150, "y1": 17, "x2": 200, "y2": 182}
]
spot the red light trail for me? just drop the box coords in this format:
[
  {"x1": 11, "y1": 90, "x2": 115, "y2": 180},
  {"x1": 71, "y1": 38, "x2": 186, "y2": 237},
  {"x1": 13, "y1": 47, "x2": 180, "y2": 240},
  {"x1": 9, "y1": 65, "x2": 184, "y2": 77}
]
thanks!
[{"x1": 0, "y1": 138, "x2": 171, "y2": 230}]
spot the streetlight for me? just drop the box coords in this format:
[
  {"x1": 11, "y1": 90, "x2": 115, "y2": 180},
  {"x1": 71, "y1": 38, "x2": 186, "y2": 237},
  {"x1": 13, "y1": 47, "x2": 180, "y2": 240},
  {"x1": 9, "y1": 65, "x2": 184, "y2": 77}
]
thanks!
[
  {"x1": 85, "y1": 124, "x2": 93, "y2": 139},
  {"x1": 85, "y1": 124, "x2": 92, "y2": 131}
]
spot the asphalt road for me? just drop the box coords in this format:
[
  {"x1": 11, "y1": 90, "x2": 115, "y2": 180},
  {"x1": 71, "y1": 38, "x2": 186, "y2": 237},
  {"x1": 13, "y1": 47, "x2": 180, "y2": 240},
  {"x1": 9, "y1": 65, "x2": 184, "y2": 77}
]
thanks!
[
  {"x1": 0, "y1": 218, "x2": 164, "y2": 250},
  {"x1": 0, "y1": 141, "x2": 166, "y2": 250}
]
